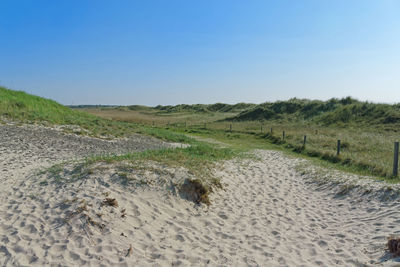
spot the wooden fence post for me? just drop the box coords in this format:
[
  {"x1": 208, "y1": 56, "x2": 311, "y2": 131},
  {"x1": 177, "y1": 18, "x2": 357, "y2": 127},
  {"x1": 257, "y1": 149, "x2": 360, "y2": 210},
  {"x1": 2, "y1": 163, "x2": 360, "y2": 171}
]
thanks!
[
  {"x1": 337, "y1": 140, "x2": 341, "y2": 156},
  {"x1": 393, "y1": 141, "x2": 399, "y2": 177},
  {"x1": 270, "y1": 128, "x2": 273, "y2": 134},
  {"x1": 303, "y1": 135, "x2": 307, "y2": 147},
  {"x1": 260, "y1": 125, "x2": 263, "y2": 133},
  {"x1": 282, "y1": 131, "x2": 285, "y2": 140}
]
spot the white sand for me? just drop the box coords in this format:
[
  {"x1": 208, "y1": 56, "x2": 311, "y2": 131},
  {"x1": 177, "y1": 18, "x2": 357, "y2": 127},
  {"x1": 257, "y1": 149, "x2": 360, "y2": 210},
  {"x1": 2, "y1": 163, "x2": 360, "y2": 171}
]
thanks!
[{"x1": 1, "y1": 124, "x2": 400, "y2": 266}]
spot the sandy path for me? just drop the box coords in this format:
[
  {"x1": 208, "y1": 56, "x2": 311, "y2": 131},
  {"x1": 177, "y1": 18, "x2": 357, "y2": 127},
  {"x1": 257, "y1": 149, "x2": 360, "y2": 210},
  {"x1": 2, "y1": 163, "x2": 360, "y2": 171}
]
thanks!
[
  {"x1": 120, "y1": 150, "x2": 397, "y2": 266},
  {"x1": 1, "y1": 125, "x2": 399, "y2": 266},
  {"x1": 208, "y1": 151, "x2": 398, "y2": 266}
]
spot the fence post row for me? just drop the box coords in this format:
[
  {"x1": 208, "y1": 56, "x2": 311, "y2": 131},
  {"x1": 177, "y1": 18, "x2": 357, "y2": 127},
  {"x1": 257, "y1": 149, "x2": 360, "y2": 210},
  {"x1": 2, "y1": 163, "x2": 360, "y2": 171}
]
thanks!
[
  {"x1": 393, "y1": 141, "x2": 399, "y2": 177},
  {"x1": 260, "y1": 129, "x2": 399, "y2": 177}
]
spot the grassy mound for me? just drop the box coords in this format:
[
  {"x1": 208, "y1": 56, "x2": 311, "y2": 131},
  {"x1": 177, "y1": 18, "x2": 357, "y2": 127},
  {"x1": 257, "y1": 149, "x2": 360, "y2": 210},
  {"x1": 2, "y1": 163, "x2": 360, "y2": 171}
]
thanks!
[
  {"x1": 0, "y1": 86, "x2": 194, "y2": 143},
  {"x1": 0, "y1": 86, "x2": 98, "y2": 125},
  {"x1": 228, "y1": 97, "x2": 400, "y2": 126},
  {"x1": 43, "y1": 141, "x2": 238, "y2": 205},
  {"x1": 153, "y1": 102, "x2": 255, "y2": 114}
]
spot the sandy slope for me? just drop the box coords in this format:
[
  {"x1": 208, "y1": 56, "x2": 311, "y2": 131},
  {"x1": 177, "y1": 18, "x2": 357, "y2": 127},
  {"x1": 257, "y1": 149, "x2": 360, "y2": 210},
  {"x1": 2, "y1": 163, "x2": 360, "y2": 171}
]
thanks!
[
  {"x1": 1, "y1": 123, "x2": 400, "y2": 266},
  {"x1": 0, "y1": 123, "x2": 176, "y2": 199}
]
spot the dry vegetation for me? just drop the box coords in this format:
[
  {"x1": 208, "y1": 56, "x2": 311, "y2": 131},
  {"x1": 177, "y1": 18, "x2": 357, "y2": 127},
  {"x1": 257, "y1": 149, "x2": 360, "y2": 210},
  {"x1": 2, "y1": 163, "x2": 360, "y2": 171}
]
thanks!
[{"x1": 79, "y1": 106, "x2": 237, "y2": 125}]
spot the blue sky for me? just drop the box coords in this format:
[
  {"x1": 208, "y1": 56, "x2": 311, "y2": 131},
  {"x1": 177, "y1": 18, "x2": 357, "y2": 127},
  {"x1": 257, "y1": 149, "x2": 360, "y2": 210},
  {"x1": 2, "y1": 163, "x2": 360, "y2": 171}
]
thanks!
[{"x1": 1, "y1": 0, "x2": 399, "y2": 105}]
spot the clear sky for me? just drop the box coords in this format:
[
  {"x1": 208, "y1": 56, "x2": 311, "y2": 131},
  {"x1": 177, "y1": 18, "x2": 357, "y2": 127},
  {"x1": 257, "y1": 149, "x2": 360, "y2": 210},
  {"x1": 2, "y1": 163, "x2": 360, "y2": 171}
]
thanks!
[{"x1": 1, "y1": 0, "x2": 400, "y2": 106}]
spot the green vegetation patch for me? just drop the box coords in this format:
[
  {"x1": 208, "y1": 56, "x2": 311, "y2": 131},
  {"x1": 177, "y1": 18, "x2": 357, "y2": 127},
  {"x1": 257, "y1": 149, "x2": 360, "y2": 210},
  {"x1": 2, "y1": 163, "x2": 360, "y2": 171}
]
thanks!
[
  {"x1": 0, "y1": 86, "x2": 98, "y2": 125},
  {"x1": 87, "y1": 142, "x2": 237, "y2": 180},
  {"x1": 153, "y1": 102, "x2": 255, "y2": 114},
  {"x1": 0, "y1": 86, "x2": 195, "y2": 144},
  {"x1": 42, "y1": 141, "x2": 239, "y2": 204},
  {"x1": 228, "y1": 97, "x2": 400, "y2": 127}
]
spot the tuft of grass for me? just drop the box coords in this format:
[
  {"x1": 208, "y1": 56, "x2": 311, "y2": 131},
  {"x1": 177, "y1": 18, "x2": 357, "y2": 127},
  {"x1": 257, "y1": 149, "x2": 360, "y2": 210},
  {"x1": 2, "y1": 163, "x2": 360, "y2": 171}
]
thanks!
[
  {"x1": 86, "y1": 141, "x2": 238, "y2": 182},
  {"x1": 39, "y1": 180, "x2": 48, "y2": 186}
]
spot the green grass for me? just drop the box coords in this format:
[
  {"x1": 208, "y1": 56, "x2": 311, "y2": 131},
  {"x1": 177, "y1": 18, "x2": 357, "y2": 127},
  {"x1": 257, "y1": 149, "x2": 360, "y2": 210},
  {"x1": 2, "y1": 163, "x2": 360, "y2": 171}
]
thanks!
[
  {"x1": 73, "y1": 97, "x2": 400, "y2": 181},
  {"x1": 130, "y1": 121, "x2": 398, "y2": 182},
  {"x1": 228, "y1": 97, "x2": 400, "y2": 127},
  {"x1": 86, "y1": 141, "x2": 238, "y2": 180},
  {"x1": 3, "y1": 85, "x2": 400, "y2": 183},
  {"x1": 1, "y1": 86, "x2": 99, "y2": 125},
  {"x1": 0, "y1": 86, "x2": 195, "y2": 144},
  {"x1": 41, "y1": 141, "x2": 239, "y2": 204}
]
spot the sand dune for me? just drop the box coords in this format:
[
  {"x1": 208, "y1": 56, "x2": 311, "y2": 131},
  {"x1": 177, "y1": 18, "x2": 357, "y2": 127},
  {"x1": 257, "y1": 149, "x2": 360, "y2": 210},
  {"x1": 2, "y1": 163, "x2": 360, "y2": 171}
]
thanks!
[{"x1": 1, "y1": 123, "x2": 400, "y2": 266}]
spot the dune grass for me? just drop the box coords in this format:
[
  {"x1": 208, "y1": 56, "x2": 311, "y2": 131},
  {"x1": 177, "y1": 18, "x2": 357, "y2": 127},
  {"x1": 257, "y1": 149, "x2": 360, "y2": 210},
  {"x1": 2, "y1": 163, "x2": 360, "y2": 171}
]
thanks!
[
  {"x1": 78, "y1": 106, "x2": 238, "y2": 126},
  {"x1": 183, "y1": 122, "x2": 399, "y2": 179},
  {"x1": 81, "y1": 103, "x2": 400, "y2": 181},
  {"x1": 0, "y1": 86, "x2": 195, "y2": 144},
  {"x1": 86, "y1": 141, "x2": 237, "y2": 180},
  {"x1": 42, "y1": 141, "x2": 239, "y2": 204},
  {"x1": 3, "y1": 85, "x2": 400, "y2": 182}
]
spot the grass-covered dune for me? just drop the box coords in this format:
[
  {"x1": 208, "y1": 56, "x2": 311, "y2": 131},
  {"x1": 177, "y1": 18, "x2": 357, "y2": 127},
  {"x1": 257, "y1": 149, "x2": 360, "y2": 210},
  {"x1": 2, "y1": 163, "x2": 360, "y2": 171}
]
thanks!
[
  {"x1": 0, "y1": 86, "x2": 109, "y2": 128},
  {"x1": 78, "y1": 97, "x2": 400, "y2": 129},
  {"x1": 228, "y1": 97, "x2": 400, "y2": 126},
  {"x1": 0, "y1": 86, "x2": 192, "y2": 143},
  {"x1": 153, "y1": 102, "x2": 256, "y2": 113}
]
